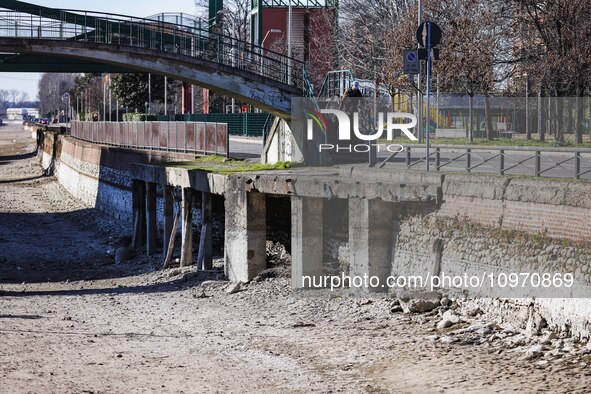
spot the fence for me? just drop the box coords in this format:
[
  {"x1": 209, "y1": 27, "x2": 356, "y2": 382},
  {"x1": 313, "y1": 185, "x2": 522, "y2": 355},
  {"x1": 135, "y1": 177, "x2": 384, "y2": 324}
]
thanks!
[
  {"x1": 70, "y1": 121, "x2": 228, "y2": 156},
  {"x1": 379, "y1": 144, "x2": 591, "y2": 180},
  {"x1": 156, "y1": 113, "x2": 272, "y2": 137}
]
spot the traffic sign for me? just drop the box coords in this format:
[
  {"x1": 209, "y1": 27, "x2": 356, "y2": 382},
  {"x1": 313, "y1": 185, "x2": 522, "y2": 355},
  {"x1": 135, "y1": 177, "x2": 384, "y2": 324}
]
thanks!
[
  {"x1": 403, "y1": 49, "x2": 420, "y2": 75},
  {"x1": 62, "y1": 93, "x2": 70, "y2": 100},
  {"x1": 416, "y1": 22, "x2": 442, "y2": 48}
]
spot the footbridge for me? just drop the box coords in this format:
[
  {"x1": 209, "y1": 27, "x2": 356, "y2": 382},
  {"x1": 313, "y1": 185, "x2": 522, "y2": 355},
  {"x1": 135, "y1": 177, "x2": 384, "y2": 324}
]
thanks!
[{"x1": 0, "y1": 0, "x2": 305, "y2": 117}]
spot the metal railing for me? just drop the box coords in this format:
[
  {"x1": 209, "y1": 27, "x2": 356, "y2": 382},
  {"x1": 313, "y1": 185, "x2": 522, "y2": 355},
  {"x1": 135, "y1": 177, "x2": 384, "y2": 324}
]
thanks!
[
  {"x1": 70, "y1": 121, "x2": 229, "y2": 157},
  {"x1": 0, "y1": 6, "x2": 305, "y2": 88},
  {"x1": 379, "y1": 144, "x2": 591, "y2": 180}
]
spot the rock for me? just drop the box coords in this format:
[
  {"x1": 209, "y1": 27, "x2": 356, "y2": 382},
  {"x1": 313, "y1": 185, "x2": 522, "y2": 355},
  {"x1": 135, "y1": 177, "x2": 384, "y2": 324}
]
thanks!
[
  {"x1": 539, "y1": 331, "x2": 557, "y2": 345},
  {"x1": 442, "y1": 310, "x2": 460, "y2": 323},
  {"x1": 504, "y1": 334, "x2": 527, "y2": 349},
  {"x1": 390, "y1": 305, "x2": 403, "y2": 313},
  {"x1": 440, "y1": 297, "x2": 452, "y2": 307},
  {"x1": 526, "y1": 311, "x2": 547, "y2": 337},
  {"x1": 453, "y1": 322, "x2": 495, "y2": 336},
  {"x1": 524, "y1": 344, "x2": 546, "y2": 360},
  {"x1": 440, "y1": 336, "x2": 460, "y2": 344},
  {"x1": 437, "y1": 310, "x2": 461, "y2": 329},
  {"x1": 226, "y1": 282, "x2": 242, "y2": 295},
  {"x1": 166, "y1": 268, "x2": 182, "y2": 278},
  {"x1": 401, "y1": 298, "x2": 440, "y2": 313},
  {"x1": 437, "y1": 319, "x2": 453, "y2": 329},
  {"x1": 114, "y1": 246, "x2": 134, "y2": 264}
]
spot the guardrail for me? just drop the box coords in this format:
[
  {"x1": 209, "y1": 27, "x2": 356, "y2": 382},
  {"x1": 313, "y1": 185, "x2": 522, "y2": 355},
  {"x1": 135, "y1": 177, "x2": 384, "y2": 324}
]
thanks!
[
  {"x1": 70, "y1": 121, "x2": 229, "y2": 157},
  {"x1": 379, "y1": 144, "x2": 591, "y2": 180}
]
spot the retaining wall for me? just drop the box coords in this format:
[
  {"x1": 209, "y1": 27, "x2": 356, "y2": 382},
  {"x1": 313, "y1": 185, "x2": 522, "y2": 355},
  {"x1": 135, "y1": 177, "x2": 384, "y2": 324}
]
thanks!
[
  {"x1": 38, "y1": 131, "x2": 196, "y2": 233},
  {"x1": 392, "y1": 174, "x2": 591, "y2": 338}
]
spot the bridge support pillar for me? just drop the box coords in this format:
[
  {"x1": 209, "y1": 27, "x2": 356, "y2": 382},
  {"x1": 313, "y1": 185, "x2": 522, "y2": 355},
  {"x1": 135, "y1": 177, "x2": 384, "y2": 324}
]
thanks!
[
  {"x1": 132, "y1": 180, "x2": 146, "y2": 249},
  {"x1": 180, "y1": 188, "x2": 194, "y2": 266},
  {"x1": 146, "y1": 182, "x2": 157, "y2": 256},
  {"x1": 291, "y1": 197, "x2": 324, "y2": 289},
  {"x1": 348, "y1": 198, "x2": 399, "y2": 293},
  {"x1": 182, "y1": 82, "x2": 192, "y2": 114},
  {"x1": 162, "y1": 185, "x2": 174, "y2": 258},
  {"x1": 197, "y1": 192, "x2": 213, "y2": 270},
  {"x1": 224, "y1": 190, "x2": 266, "y2": 282}
]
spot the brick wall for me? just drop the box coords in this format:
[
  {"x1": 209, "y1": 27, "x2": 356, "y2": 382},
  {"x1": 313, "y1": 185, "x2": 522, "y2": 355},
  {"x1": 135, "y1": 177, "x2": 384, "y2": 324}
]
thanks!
[{"x1": 438, "y1": 174, "x2": 591, "y2": 243}]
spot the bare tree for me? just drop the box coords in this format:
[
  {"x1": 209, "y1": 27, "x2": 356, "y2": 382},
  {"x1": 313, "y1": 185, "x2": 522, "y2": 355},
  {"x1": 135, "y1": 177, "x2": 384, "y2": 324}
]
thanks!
[
  {"x1": 9, "y1": 89, "x2": 19, "y2": 105},
  {"x1": 509, "y1": 0, "x2": 591, "y2": 143},
  {"x1": 38, "y1": 73, "x2": 78, "y2": 117}
]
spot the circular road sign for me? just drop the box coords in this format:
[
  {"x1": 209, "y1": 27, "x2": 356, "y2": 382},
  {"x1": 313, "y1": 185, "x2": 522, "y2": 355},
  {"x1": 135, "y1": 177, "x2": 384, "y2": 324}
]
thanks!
[
  {"x1": 416, "y1": 21, "x2": 442, "y2": 48},
  {"x1": 406, "y1": 51, "x2": 417, "y2": 62}
]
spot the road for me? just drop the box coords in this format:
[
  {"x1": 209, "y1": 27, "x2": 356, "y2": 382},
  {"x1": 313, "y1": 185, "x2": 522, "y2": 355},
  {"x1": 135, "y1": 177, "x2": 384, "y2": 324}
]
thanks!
[
  {"x1": 229, "y1": 136, "x2": 591, "y2": 180},
  {"x1": 229, "y1": 136, "x2": 264, "y2": 159}
]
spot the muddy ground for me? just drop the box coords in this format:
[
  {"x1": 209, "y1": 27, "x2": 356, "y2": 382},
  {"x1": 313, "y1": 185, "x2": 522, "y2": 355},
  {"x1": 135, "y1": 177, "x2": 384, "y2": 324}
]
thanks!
[{"x1": 1, "y1": 122, "x2": 591, "y2": 393}]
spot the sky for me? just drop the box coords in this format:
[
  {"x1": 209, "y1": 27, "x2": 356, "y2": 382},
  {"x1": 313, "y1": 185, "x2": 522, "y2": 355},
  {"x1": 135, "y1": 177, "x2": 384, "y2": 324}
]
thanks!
[{"x1": 0, "y1": 0, "x2": 201, "y2": 101}]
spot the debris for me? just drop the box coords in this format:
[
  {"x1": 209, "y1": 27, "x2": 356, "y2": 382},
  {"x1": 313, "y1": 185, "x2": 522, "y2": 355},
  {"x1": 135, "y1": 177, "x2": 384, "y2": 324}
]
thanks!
[
  {"x1": 226, "y1": 282, "x2": 242, "y2": 295},
  {"x1": 401, "y1": 298, "x2": 440, "y2": 313}
]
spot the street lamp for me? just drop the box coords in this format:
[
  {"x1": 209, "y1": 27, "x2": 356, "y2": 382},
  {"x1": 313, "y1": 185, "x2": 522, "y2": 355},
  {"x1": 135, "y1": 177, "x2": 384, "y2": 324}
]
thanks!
[
  {"x1": 262, "y1": 28, "x2": 282, "y2": 48},
  {"x1": 260, "y1": 29, "x2": 282, "y2": 75}
]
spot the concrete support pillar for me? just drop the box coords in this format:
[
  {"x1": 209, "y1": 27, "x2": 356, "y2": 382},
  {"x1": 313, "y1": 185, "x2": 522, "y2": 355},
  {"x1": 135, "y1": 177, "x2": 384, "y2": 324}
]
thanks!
[
  {"x1": 224, "y1": 191, "x2": 266, "y2": 282},
  {"x1": 197, "y1": 192, "x2": 213, "y2": 270},
  {"x1": 180, "y1": 188, "x2": 194, "y2": 267},
  {"x1": 291, "y1": 196, "x2": 324, "y2": 289},
  {"x1": 162, "y1": 185, "x2": 174, "y2": 258},
  {"x1": 146, "y1": 182, "x2": 157, "y2": 256},
  {"x1": 132, "y1": 180, "x2": 146, "y2": 249},
  {"x1": 348, "y1": 198, "x2": 398, "y2": 293}
]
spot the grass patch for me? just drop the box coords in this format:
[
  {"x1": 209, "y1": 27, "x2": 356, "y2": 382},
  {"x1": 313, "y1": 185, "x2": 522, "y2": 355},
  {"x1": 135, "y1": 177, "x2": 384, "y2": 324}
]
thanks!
[{"x1": 160, "y1": 156, "x2": 292, "y2": 173}]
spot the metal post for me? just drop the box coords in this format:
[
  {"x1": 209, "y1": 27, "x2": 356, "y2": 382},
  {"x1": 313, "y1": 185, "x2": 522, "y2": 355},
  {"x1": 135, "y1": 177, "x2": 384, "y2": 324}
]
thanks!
[
  {"x1": 108, "y1": 75, "x2": 112, "y2": 122},
  {"x1": 369, "y1": 75, "x2": 377, "y2": 167},
  {"x1": 499, "y1": 149, "x2": 504, "y2": 175},
  {"x1": 148, "y1": 73, "x2": 152, "y2": 115},
  {"x1": 425, "y1": 22, "x2": 432, "y2": 171},
  {"x1": 417, "y1": 0, "x2": 423, "y2": 143},
  {"x1": 102, "y1": 76, "x2": 106, "y2": 121},
  {"x1": 435, "y1": 147, "x2": 440, "y2": 170},
  {"x1": 191, "y1": 85, "x2": 195, "y2": 114},
  {"x1": 525, "y1": 76, "x2": 530, "y2": 139},
  {"x1": 164, "y1": 76, "x2": 167, "y2": 116},
  {"x1": 537, "y1": 90, "x2": 542, "y2": 137},
  {"x1": 575, "y1": 152, "x2": 581, "y2": 179},
  {"x1": 287, "y1": 0, "x2": 293, "y2": 85},
  {"x1": 535, "y1": 151, "x2": 541, "y2": 176},
  {"x1": 466, "y1": 148, "x2": 471, "y2": 172}
]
